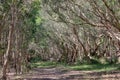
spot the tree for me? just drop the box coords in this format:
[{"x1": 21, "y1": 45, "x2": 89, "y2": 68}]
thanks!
[
  {"x1": 42, "y1": 0, "x2": 120, "y2": 38},
  {"x1": 2, "y1": 1, "x2": 16, "y2": 79},
  {"x1": 1, "y1": 0, "x2": 42, "y2": 79},
  {"x1": 41, "y1": 0, "x2": 120, "y2": 63}
]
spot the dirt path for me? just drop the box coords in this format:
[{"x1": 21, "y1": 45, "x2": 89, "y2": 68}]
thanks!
[{"x1": 4, "y1": 67, "x2": 120, "y2": 80}]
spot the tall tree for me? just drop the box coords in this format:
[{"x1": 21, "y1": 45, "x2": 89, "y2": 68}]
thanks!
[{"x1": 2, "y1": 1, "x2": 16, "y2": 79}]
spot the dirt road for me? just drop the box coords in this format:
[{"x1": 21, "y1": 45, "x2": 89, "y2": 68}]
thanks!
[{"x1": 5, "y1": 67, "x2": 120, "y2": 80}]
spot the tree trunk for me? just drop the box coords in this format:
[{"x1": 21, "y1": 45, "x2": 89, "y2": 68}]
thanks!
[
  {"x1": 1, "y1": 25, "x2": 14, "y2": 80},
  {"x1": 72, "y1": 26, "x2": 89, "y2": 57},
  {"x1": 1, "y1": 4, "x2": 15, "y2": 80}
]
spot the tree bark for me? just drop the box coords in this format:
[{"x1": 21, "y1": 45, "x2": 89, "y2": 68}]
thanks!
[{"x1": 1, "y1": 4, "x2": 15, "y2": 80}]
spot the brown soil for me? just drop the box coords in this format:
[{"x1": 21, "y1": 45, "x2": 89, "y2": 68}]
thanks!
[{"x1": 4, "y1": 67, "x2": 120, "y2": 80}]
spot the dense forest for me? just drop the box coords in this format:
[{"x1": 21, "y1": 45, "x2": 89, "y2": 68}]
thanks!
[{"x1": 0, "y1": 0, "x2": 120, "y2": 80}]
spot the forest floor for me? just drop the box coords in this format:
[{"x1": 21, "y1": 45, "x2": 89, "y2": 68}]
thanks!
[
  {"x1": 6, "y1": 67, "x2": 120, "y2": 80},
  {"x1": 4, "y1": 61, "x2": 120, "y2": 80}
]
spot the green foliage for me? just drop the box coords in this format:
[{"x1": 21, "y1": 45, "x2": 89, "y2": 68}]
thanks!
[
  {"x1": 30, "y1": 61, "x2": 120, "y2": 72},
  {"x1": 29, "y1": 55, "x2": 42, "y2": 63},
  {"x1": 106, "y1": 57, "x2": 118, "y2": 64},
  {"x1": 22, "y1": 0, "x2": 42, "y2": 42},
  {"x1": 30, "y1": 61, "x2": 57, "y2": 68},
  {"x1": 23, "y1": 0, "x2": 49, "y2": 49},
  {"x1": 76, "y1": 57, "x2": 101, "y2": 64},
  {"x1": 68, "y1": 63, "x2": 119, "y2": 72}
]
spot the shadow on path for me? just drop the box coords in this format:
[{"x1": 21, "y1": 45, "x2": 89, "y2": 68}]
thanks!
[{"x1": 5, "y1": 67, "x2": 120, "y2": 80}]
